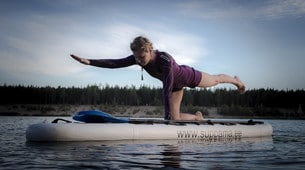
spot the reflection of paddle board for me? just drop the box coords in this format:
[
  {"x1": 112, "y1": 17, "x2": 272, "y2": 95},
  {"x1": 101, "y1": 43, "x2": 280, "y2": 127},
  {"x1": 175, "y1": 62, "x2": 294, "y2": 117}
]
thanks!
[{"x1": 26, "y1": 110, "x2": 273, "y2": 142}]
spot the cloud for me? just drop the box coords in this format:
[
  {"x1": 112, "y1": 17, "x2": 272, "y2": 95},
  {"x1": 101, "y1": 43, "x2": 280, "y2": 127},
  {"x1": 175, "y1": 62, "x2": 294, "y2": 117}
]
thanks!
[
  {"x1": 0, "y1": 11, "x2": 208, "y2": 84},
  {"x1": 71, "y1": 22, "x2": 208, "y2": 69},
  {"x1": 260, "y1": 0, "x2": 305, "y2": 19},
  {"x1": 82, "y1": 22, "x2": 208, "y2": 65},
  {"x1": 0, "y1": 15, "x2": 86, "y2": 78},
  {"x1": 149, "y1": 31, "x2": 206, "y2": 65},
  {"x1": 176, "y1": 0, "x2": 305, "y2": 20}
]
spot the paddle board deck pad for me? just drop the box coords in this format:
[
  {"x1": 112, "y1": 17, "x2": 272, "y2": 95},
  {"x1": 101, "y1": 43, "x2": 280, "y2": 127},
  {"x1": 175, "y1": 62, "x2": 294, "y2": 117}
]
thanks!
[{"x1": 26, "y1": 110, "x2": 273, "y2": 142}]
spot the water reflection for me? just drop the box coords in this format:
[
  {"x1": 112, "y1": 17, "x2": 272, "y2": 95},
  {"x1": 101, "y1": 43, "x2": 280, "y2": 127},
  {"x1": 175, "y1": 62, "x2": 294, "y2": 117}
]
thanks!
[
  {"x1": 4, "y1": 117, "x2": 305, "y2": 169},
  {"x1": 159, "y1": 137, "x2": 273, "y2": 169},
  {"x1": 25, "y1": 137, "x2": 273, "y2": 169},
  {"x1": 161, "y1": 145, "x2": 181, "y2": 168}
]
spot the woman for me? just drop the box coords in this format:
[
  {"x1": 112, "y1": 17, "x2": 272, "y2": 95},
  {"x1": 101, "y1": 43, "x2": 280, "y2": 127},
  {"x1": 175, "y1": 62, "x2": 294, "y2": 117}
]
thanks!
[{"x1": 70, "y1": 36, "x2": 245, "y2": 120}]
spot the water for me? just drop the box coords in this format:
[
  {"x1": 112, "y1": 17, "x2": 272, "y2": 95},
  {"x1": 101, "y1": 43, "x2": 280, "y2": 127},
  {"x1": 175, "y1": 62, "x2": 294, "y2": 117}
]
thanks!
[{"x1": 0, "y1": 117, "x2": 305, "y2": 169}]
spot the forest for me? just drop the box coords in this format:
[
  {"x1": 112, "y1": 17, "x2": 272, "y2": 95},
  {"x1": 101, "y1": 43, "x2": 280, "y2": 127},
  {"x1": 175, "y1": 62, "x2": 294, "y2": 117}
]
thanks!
[{"x1": 1, "y1": 84, "x2": 304, "y2": 118}]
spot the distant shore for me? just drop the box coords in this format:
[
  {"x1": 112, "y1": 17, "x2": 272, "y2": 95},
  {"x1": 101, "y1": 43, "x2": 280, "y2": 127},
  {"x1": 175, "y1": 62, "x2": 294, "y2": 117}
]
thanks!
[
  {"x1": 0, "y1": 104, "x2": 165, "y2": 117},
  {"x1": 0, "y1": 104, "x2": 304, "y2": 119}
]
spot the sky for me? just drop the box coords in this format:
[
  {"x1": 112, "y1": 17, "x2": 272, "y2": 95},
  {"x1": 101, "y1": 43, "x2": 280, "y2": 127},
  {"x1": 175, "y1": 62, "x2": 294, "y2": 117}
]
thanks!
[{"x1": 0, "y1": 0, "x2": 305, "y2": 90}]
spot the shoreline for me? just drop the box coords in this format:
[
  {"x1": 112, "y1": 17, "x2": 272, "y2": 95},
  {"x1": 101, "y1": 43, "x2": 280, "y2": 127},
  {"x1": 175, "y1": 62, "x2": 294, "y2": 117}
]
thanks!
[
  {"x1": 0, "y1": 104, "x2": 304, "y2": 120},
  {"x1": 0, "y1": 104, "x2": 164, "y2": 117}
]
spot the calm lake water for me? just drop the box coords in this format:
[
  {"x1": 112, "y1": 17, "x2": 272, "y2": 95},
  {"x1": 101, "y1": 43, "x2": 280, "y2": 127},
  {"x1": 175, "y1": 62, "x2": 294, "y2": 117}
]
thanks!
[{"x1": 0, "y1": 116, "x2": 305, "y2": 170}]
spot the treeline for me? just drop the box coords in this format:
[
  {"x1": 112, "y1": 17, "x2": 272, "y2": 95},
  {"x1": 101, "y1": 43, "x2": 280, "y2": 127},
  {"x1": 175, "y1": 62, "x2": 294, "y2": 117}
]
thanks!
[{"x1": 1, "y1": 84, "x2": 304, "y2": 109}]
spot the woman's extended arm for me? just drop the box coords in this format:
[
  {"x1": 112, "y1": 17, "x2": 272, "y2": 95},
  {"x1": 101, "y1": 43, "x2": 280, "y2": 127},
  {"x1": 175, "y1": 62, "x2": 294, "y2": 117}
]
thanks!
[{"x1": 70, "y1": 54, "x2": 136, "y2": 68}]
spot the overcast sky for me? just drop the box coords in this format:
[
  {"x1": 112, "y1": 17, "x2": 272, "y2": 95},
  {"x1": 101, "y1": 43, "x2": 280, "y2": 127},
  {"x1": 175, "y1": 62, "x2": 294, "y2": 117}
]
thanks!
[{"x1": 1, "y1": 0, "x2": 305, "y2": 90}]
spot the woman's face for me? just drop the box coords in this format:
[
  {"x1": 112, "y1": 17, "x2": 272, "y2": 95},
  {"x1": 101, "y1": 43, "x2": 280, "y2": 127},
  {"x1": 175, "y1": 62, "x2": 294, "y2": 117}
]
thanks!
[{"x1": 133, "y1": 49, "x2": 151, "y2": 67}]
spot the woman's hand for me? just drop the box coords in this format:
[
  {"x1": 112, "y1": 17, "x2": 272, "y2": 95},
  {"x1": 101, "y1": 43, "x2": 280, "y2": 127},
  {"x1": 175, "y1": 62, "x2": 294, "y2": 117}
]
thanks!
[{"x1": 70, "y1": 54, "x2": 90, "y2": 65}]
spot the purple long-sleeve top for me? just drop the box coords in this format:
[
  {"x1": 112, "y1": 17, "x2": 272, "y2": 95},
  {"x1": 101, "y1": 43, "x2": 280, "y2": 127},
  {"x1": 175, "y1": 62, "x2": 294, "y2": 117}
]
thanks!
[{"x1": 89, "y1": 50, "x2": 202, "y2": 120}]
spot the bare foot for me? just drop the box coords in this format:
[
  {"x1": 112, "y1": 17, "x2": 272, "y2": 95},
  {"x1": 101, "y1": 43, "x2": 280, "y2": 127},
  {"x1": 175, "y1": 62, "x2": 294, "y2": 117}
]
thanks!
[
  {"x1": 234, "y1": 76, "x2": 245, "y2": 94},
  {"x1": 195, "y1": 111, "x2": 204, "y2": 120}
]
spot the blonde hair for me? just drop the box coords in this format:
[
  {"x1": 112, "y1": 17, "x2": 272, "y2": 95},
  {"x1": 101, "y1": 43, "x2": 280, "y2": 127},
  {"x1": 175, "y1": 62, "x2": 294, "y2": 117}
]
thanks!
[{"x1": 130, "y1": 36, "x2": 153, "y2": 52}]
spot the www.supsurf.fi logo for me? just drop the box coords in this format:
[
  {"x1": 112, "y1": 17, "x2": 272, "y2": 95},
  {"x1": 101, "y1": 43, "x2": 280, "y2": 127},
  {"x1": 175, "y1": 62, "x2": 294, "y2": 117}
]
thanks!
[{"x1": 177, "y1": 130, "x2": 242, "y2": 141}]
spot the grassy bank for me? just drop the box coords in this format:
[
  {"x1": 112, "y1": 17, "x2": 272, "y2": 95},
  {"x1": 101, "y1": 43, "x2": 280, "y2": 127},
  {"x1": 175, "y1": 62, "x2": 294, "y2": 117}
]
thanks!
[
  {"x1": 0, "y1": 104, "x2": 164, "y2": 117},
  {"x1": 0, "y1": 104, "x2": 304, "y2": 119}
]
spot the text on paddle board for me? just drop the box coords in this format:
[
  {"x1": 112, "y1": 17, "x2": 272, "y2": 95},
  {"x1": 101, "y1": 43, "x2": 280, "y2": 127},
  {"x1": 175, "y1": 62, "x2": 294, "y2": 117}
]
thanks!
[{"x1": 177, "y1": 130, "x2": 242, "y2": 140}]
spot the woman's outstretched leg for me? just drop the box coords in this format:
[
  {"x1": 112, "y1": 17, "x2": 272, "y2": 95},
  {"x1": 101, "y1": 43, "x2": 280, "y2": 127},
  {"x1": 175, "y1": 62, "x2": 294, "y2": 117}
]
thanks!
[{"x1": 198, "y1": 72, "x2": 245, "y2": 93}]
